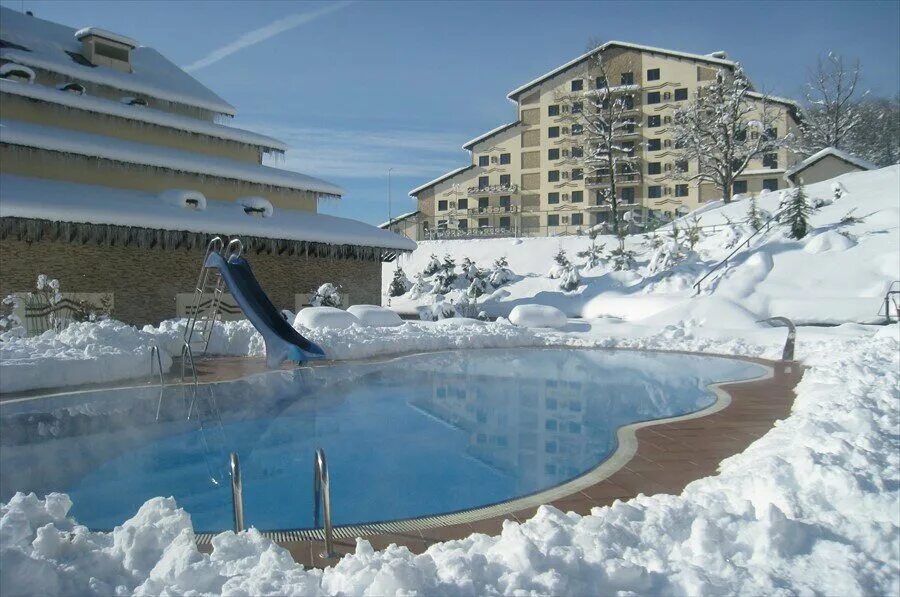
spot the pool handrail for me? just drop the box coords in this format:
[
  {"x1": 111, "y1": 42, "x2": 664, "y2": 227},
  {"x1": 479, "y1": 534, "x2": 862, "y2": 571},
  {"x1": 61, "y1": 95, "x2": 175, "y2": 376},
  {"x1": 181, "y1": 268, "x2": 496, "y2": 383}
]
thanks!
[
  {"x1": 230, "y1": 452, "x2": 245, "y2": 533},
  {"x1": 314, "y1": 448, "x2": 338, "y2": 560},
  {"x1": 757, "y1": 316, "x2": 796, "y2": 361}
]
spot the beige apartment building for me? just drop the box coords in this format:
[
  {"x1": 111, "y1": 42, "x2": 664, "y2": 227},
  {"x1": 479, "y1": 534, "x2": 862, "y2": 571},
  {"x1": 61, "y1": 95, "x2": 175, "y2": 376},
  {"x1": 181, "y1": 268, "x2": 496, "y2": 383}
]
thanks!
[
  {"x1": 409, "y1": 41, "x2": 802, "y2": 240},
  {"x1": 0, "y1": 7, "x2": 413, "y2": 325}
]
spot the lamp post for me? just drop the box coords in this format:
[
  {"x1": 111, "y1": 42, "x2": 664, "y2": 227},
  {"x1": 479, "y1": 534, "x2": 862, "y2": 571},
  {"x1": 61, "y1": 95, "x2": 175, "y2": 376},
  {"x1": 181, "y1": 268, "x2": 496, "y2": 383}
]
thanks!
[{"x1": 387, "y1": 167, "x2": 394, "y2": 229}]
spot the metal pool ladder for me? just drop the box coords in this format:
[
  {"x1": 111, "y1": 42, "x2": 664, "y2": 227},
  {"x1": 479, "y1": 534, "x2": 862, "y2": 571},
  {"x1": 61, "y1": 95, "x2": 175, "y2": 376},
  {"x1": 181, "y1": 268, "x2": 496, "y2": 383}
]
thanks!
[{"x1": 314, "y1": 448, "x2": 338, "y2": 560}]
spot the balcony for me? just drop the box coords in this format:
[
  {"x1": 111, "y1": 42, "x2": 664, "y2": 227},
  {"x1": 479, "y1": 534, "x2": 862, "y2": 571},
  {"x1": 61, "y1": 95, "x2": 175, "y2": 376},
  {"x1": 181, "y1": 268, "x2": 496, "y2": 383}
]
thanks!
[
  {"x1": 467, "y1": 183, "x2": 519, "y2": 196},
  {"x1": 467, "y1": 205, "x2": 520, "y2": 215},
  {"x1": 426, "y1": 226, "x2": 517, "y2": 240},
  {"x1": 585, "y1": 173, "x2": 641, "y2": 187}
]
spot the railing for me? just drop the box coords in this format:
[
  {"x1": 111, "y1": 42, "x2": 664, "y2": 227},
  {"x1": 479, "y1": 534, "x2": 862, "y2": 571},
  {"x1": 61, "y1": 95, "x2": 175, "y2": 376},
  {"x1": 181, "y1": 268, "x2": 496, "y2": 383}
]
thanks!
[
  {"x1": 466, "y1": 205, "x2": 520, "y2": 215},
  {"x1": 881, "y1": 281, "x2": 900, "y2": 323},
  {"x1": 467, "y1": 183, "x2": 518, "y2": 196},
  {"x1": 149, "y1": 345, "x2": 164, "y2": 387},
  {"x1": 425, "y1": 226, "x2": 519, "y2": 240},
  {"x1": 230, "y1": 452, "x2": 245, "y2": 533},
  {"x1": 313, "y1": 448, "x2": 338, "y2": 560},
  {"x1": 758, "y1": 317, "x2": 796, "y2": 361}
]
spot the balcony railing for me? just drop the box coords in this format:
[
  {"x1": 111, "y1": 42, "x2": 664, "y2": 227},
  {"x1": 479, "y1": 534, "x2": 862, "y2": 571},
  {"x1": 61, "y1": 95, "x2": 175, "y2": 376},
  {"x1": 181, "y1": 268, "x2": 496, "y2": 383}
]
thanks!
[
  {"x1": 585, "y1": 173, "x2": 641, "y2": 187},
  {"x1": 467, "y1": 205, "x2": 519, "y2": 215},
  {"x1": 467, "y1": 183, "x2": 519, "y2": 196},
  {"x1": 426, "y1": 226, "x2": 517, "y2": 240}
]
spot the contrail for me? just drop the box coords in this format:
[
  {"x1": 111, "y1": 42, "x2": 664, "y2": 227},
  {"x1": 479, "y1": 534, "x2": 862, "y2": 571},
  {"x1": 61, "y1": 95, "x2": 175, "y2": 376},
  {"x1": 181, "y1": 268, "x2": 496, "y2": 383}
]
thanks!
[{"x1": 183, "y1": 1, "x2": 353, "y2": 73}]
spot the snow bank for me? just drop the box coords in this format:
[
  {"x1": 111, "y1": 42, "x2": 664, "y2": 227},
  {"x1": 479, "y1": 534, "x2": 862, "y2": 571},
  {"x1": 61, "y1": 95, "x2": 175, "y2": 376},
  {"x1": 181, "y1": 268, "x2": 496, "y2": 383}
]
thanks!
[
  {"x1": 803, "y1": 230, "x2": 857, "y2": 254},
  {"x1": 582, "y1": 294, "x2": 684, "y2": 321},
  {"x1": 295, "y1": 307, "x2": 359, "y2": 331},
  {"x1": 2, "y1": 328, "x2": 896, "y2": 595},
  {"x1": 346, "y1": 305, "x2": 403, "y2": 327},
  {"x1": 509, "y1": 304, "x2": 568, "y2": 329}
]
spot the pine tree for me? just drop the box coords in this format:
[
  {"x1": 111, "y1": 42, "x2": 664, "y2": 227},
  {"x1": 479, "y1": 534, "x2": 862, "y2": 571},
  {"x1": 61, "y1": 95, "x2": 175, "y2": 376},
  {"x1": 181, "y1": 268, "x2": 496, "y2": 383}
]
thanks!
[
  {"x1": 686, "y1": 217, "x2": 702, "y2": 251},
  {"x1": 577, "y1": 228, "x2": 605, "y2": 269},
  {"x1": 388, "y1": 266, "x2": 409, "y2": 297},
  {"x1": 489, "y1": 256, "x2": 513, "y2": 287},
  {"x1": 440, "y1": 254, "x2": 458, "y2": 285},
  {"x1": 784, "y1": 182, "x2": 813, "y2": 239},
  {"x1": 609, "y1": 229, "x2": 636, "y2": 271},
  {"x1": 553, "y1": 249, "x2": 570, "y2": 267},
  {"x1": 747, "y1": 195, "x2": 762, "y2": 231},
  {"x1": 461, "y1": 257, "x2": 479, "y2": 281},
  {"x1": 466, "y1": 268, "x2": 488, "y2": 299},
  {"x1": 423, "y1": 254, "x2": 441, "y2": 277}
]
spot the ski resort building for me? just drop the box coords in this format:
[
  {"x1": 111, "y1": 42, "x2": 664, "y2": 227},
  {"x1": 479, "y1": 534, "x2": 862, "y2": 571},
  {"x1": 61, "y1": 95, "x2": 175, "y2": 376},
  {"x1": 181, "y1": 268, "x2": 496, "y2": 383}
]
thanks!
[
  {"x1": 783, "y1": 147, "x2": 877, "y2": 186},
  {"x1": 0, "y1": 7, "x2": 414, "y2": 325},
  {"x1": 409, "y1": 41, "x2": 802, "y2": 240}
]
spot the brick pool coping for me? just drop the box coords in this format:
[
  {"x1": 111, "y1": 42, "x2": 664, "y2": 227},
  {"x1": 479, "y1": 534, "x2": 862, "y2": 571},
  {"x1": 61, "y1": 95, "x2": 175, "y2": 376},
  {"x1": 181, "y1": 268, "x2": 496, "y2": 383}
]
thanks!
[{"x1": 184, "y1": 351, "x2": 801, "y2": 569}]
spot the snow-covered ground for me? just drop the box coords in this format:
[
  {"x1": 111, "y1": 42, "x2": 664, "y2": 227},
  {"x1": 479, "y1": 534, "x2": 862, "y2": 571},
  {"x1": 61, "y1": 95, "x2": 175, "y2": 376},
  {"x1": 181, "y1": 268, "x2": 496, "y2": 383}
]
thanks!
[{"x1": 385, "y1": 166, "x2": 900, "y2": 326}]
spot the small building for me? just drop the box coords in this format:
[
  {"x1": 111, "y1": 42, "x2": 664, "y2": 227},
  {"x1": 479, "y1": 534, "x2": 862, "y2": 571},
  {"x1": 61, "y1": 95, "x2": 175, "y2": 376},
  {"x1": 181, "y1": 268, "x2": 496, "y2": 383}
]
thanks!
[
  {"x1": 379, "y1": 211, "x2": 420, "y2": 240},
  {"x1": 0, "y1": 8, "x2": 414, "y2": 326},
  {"x1": 783, "y1": 147, "x2": 877, "y2": 186}
]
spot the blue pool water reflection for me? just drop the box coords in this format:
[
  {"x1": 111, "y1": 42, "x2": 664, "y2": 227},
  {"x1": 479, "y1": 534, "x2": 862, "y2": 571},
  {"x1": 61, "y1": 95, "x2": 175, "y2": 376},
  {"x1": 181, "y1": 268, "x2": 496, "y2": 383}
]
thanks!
[{"x1": 0, "y1": 349, "x2": 766, "y2": 532}]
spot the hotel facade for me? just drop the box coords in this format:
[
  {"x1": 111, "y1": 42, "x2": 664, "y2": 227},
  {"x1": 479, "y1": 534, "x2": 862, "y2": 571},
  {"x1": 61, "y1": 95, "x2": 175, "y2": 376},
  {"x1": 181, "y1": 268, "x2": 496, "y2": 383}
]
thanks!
[{"x1": 409, "y1": 42, "x2": 802, "y2": 240}]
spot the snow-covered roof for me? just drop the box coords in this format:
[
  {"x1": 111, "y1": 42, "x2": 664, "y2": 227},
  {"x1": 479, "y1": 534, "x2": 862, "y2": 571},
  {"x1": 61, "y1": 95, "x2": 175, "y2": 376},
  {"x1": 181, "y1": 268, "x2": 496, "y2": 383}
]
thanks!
[
  {"x1": 0, "y1": 119, "x2": 343, "y2": 196},
  {"x1": 379, "y1": 210, "x2": 419, "y2": 228},
  {"x1": 0, "y1": 174, "x2": 416, "y2": 251},
  {"x1": 0, "y1": 79, "x2": 287, "y2": 152},
  {"x1": 783, "y1": 147, "x2": 878, "y2": 180},
  {"x1": 0, "y1": 7, "x2": 236, "y2": 116},
  {"x1": 73, "y1": 27, "x2": 137, "y2": 48},
  {"x1": 461, "y1": 121, "x2": 520, "y2": 151},
  {"x1": 507, "y1": 40, "x2": 736, "y2": 101},
  {"x1": 746, "y1": 91, "x2": 802, "y2": 112},
  {"x1": 408, "y1": 165, "x2": 476, "y2": 197}
]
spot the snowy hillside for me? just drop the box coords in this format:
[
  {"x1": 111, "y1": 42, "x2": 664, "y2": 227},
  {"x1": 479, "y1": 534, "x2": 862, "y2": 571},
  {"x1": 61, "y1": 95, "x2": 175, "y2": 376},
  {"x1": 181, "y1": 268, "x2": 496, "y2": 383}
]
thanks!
[{"x1": 384, "y1": 166, "x2": 900, "y2": 326}]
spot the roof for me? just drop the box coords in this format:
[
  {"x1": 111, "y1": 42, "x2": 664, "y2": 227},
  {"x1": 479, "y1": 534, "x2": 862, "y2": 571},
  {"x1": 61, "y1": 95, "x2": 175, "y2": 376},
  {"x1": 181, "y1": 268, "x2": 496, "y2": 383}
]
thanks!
[
  {"x1": 461, "y1": 121, "x2": 520, "y2": 151},
  {"x1": 0, "y1": 7, "x2": 236, "y2": 116},
  {"x1": 0, "y1": 79, "x2": 286, "y2": 152},
  {"x1": 507, "y1": 40, "x2": 737, "y2": 101},
  {"x1": 783, "y1": 147, "x2": 878, "y2": 180},
  {"x1": 379, "y1": 210, "x2": 419, "y2": 228},
  {"x1": 408, "y1": 164, "x2": 476, "y2": 196},
  {"x1": 0, "y1": 174, "x2": 416, "y2": 252},
  {"x1": 0, "y1": 119, "x2": 342, "y2": 196}
]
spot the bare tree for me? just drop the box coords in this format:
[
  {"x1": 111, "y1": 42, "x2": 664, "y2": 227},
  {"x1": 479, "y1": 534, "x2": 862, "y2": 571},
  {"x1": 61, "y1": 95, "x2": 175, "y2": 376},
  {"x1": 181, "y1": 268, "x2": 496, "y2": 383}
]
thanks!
[
  {"x1": 672, "y1": 64, "x2": 785, "y2": 202},
  {"x1": 849, "y1": 95, "x2": 900, "y2": 166},
  {"x1": 561, "y1": 51, "x2": 640, "y2": 233},
  {"x1": 802, "y1": 53, "x2": 863, "y2": 152}
]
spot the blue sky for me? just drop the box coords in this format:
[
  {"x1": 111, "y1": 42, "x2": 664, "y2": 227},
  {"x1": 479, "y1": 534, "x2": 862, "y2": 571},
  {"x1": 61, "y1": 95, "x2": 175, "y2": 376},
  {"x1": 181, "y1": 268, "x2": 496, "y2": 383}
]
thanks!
[{"x1": 3, "y1": 0, "x2": 898, "y2": 225}]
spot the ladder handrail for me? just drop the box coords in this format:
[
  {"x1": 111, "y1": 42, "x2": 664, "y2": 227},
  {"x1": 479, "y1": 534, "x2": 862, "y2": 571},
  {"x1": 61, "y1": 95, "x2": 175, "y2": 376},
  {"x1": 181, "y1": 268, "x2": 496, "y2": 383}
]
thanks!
[
  {"x1": 148, "y1": 344, "x2": 164, "y2": 387},
  {"x1": 313, "y1": 448, "x2": 338, "y2": 560},
  {"x1": 184, "y1": 236, "x2": 225, "y2": 347},
  {"x1": 758, "y1": 316, "x2": 796, "y2": 361},
  {"x1": 881, "y1": 281, "x2": 900, "y2": 322},
  {"x1": 230, "y1": 452, "x2": 245, "y2": 533}
]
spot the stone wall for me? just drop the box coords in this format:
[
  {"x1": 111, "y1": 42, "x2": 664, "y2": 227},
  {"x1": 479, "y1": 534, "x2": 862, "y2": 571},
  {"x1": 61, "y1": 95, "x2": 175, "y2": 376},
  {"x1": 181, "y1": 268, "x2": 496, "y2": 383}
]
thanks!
[{"x1": 0, "y1": 238, "x2": 382, "y2": 325}]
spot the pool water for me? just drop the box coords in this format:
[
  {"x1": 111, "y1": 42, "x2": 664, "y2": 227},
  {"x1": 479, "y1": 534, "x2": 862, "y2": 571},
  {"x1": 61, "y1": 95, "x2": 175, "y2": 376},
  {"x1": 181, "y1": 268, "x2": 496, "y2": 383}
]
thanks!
[{"x1": 0, "y1": 349, "x2": 766, "y2": 532}]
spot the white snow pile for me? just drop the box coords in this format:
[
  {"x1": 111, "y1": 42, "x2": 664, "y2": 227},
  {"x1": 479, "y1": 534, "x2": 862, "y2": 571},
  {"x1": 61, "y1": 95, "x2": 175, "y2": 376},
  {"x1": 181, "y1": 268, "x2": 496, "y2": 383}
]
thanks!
[
  {"x1": 508, "y1": 304, "x2": 568, "y2": 329},
  {"x1": 346, "y1": 305, "x2": 403, "y2": 328},
  {"x1": 295, "y1": 307, "x2": 360, "y2": 331},
  {"x1": 2, "y1": 328, "x2": 897, "y2": 595}
]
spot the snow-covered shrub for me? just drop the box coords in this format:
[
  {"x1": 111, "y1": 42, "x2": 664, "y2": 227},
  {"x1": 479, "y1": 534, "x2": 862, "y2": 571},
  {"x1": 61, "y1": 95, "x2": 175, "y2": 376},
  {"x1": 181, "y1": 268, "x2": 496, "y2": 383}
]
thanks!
[
  {"x1": 686, "y1": 216, "x2": 703, "y2": 250},
  {"x1": 0, "y1": 293, "x2": 22, "y2": 335},
  {"x1": 832, "y1": 181, "x2": 847, "y2": 200},
  {"x1": 460, "y1": 257, "x2": 479, "y2": 282},
  {"x1": 310, "y1": 283, "x2": 342, "y2": 308},
  {"x1": 577, "y1": 229, "x2": 605, "y2": 269},
  {"x1": 839, "y1": 208, "x2": 866, "y2": 226},
  {"x1": 488, "y1": 256, "x2": 513, "y2": 287},
  {"x1": 466, "y1": 269, "x2": 488, "y2": 299},
  {"x1": 559, "y1": 265, "x2": 581, "y2": 291},
  {"x1": 422, "y1": 254, "x2": 441, "y2": 277},
  {"x1": 440, "y1": 255, "x2": 458, "y2": 285},
  {"x1": 407, "y1": 273, "x2": 429, "y2": 300},
  {"x1": 747, "y1": 196, "x2": 762, "y2": 231},
  {"x1": 547, "y1": 249, "x2": 570, "y2": 279},
  {"x1": 609, "y1": 232, "x2": 637, "y2": 271},
  {"x1": 388, "y1": 266, "x2": 409, "y2": 297}
]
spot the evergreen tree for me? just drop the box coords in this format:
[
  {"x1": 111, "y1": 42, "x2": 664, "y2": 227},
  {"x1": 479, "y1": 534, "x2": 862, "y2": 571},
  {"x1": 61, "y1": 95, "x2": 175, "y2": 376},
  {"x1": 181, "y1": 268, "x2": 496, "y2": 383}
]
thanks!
[
  {"x1": 609, "y1": 228, "x2": 636, "y2": 271},
  {"x1": 388, "y1": 266, "x2": 409, "y2": 297},
  {"x1": 466, "y1": 268, "x2": 488, "y2": 299},
  {"x1": 747, "y1": 195, "x2": 762, "y2": 231},
  {"x1": 553, "y1": 248, "x2": 570, "y2": 267},
  {"x1": 559, "y1": 265, "x2": 581, "y2": 291},
  {"x1": 423, "y1": 254, "x2": 441, "y2": 276},
  {"x1": 686, "y1": 217, "x2": 702, "y2": 250},
  {"x1": 440, "y1": 254, "x2": 458, "y2": 285},
  {"x1": 489, "y1": 256, "x2": 513, "y2": 287},
  {"x1": 577, "y1": 229, "x2": 605, "y2": 269},
  {"x1": 784, "y1": 182, "x2": 813, "y2": 239}
]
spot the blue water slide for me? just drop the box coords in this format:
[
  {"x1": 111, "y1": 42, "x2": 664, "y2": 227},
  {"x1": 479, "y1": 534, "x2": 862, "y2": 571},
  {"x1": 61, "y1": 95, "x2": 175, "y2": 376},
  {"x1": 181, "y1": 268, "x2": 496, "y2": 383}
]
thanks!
[{"x1": 204, "y1": 252, "x2": 325, "y2": 368}]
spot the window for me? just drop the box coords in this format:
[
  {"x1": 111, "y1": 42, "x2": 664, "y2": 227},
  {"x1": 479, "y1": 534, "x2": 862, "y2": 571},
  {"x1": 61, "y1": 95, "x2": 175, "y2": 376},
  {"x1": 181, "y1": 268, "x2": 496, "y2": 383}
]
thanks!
[
  {"x1": 647, "y1": 91, "x2": 661, "y2": 104},
  {"x1": 674, "y1": 87, "x2": 688, "y2": 101},
  {"x1": 548, "y1": 104, "x2": 560, "y2": 117},
  {"x1": 571, "y1": 124, "x2": 583, "y2": 136},
  {"x1": 500, "y1": 153, "x2": 511, "y2": 165},
  {"x1": 735, "y1": 127, "x2": 747, "y2": 142},
  {"x1": 572, "y1": 101, "x2": 583, "y2": 113},
  {"x1": 437, "y1": 219, "x2": 447, "y2": 229},
  {"x1": 478, "y1": 176, "x2": 489, "y2": 189},
  {"x1": 547, "y1": 214, "x2": 560, "y2": 226},
  {"x1": 623, "y1": 122, "x2": 636, "y2": 134},
  {"x1": 572, "y1": 168, "x2": 583, "y2": 180},
  {"x1": 458, "y1": 219, "x2": 468, "y2": 230},
  {"x1": 621, "y1": 187, "x2": 635, "y2": 203},
  {"x1": 548, "y1": 192, "x2": 560, "y2": 204},
  {"x1": 499, "y1": 195, "x2": 511, "y2": 207},
  {"x1": 549, "y1": 126, "x2": 560, "y2": 138},
  {"x1": 595, "y1": 76, "x2": 606, "y2": 89},
  {"x1": 647, "y1": 138, "x2": 661, "y2": 151},
  {"x1": 648, "y1": 115, "x2": 661, "y2": 128},
  {"x1": 763, "y1": 178, "x2": 779, "y2": 192},
  {"x1": 571, "y1": 79, "x2": 583, "y2": 91},
  {"x1": 438, "y1": 200, "x2": 448, "y2": 211},
  {"x1": 571, "y1": 146, "x2": 583, "y2": 158},
  {"x1": 648, "y1": 185, "x2": 662, "y2": 199},
  {"x1": 478, "y1": 217, "x2": 489, "y2": 228},
  {"x1": 733, "y1": 180, "x2": 748, "y2": 195},
  {"x1": 499, "y1": 216, "x2": 511, "y2": 228},
  {"x1": 648, "y1": 162, "x2": 662, "y2": 175},
  {"x1": 571, "y1": 190, "x2": 583, "y2": 203},
  {"x1": 95, "y1": 42, "x2": 129, "y2": 62},
  {"x1": 621, "y1": 72, "x2": 634, "y2": 85},
  {"x1": 675, "y1": 184, "x2": 689, "y2": 197},
  {"x1": 457, "y1": 198, "x2": 468, "y2": 210},
  {"x1": 622, "y1": 95, "x2": 634, "y2": 109},
  {"x1": 647, "y1": 68, "x2": 660, "y2": 81},
  {"x1": 478, "y1": 155, "x2": 489, "y2": 167},
  {"x1": 765, "y1": 127, "x2": 778, "y2": 140},
  {"x1": 571, "y1": 213, "x2": 584, "y2": 225},
  {"x1": 548, "y1": 148, "x2": 560, "y2": 160},
  {"x1": 548, "y1": 170, "x2": 560, "y2": 182},
  {"x1": 675, "y1": 160, "x2": 689, "y2": 173},
  {"x1": 763, "y1": 153, "x2": 778, "y2": 169},
  {"x1": 479, "y1": 197, "x2": 489, "y2": 208},
  {"x1": 500, "y1": 174, "x2": 511, "y2": 186}
]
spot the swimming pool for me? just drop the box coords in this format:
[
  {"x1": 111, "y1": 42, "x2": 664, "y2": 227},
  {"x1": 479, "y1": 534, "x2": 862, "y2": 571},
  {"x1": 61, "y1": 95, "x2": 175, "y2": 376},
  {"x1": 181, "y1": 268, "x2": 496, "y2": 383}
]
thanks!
[{"x1": 0, "y1": 349, "x2": 767, "y2": 532}]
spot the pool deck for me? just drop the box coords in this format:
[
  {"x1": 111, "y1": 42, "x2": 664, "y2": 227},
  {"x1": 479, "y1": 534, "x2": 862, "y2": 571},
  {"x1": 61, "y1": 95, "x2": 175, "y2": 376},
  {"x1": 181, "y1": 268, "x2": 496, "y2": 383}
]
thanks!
[{"x1": 186, "y1": 353, "x2": 802, "y2": 569}]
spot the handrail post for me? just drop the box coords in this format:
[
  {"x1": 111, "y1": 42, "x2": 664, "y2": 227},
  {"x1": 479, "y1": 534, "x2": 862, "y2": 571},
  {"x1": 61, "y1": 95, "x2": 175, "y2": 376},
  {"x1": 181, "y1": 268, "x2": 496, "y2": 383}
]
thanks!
[
  {"x1": 313, "y1": 448, "x2": 338, "y2": 560},
  {"x1": 758, "y1": 316, "x2": 796, "y2": 361},
  {"x1": 230, "y1": 452, "x2": 245, "y2": 533}
]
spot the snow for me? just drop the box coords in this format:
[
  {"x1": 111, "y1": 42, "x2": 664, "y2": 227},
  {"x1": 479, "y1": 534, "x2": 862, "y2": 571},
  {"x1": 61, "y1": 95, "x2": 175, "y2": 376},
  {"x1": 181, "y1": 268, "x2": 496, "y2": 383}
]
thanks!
[
  {"x1": 346, "y1": 305, "x2": 403, "y2": 327},
  {"x1": 295, "y1": 307, "x2": 360, "y2": 331},
  {"x1": 73, "y1": 27, "x2": 137, "y2": 48},
  {"x1": 784, "y1": 146, "x2": 879, "y2": 180},
  {"x1": 0, "y1": 79, "x2": 286, "y2": 151},
  {"x1": 0, "y1": 7, "x2": 236, "y2": 116},
  {"x1": 158, "y1": 189, "x2": 206, "y2": 211},
  {"x1": 0, "y1": 63, "x2": 35, "y2": 82},
  {"x1": 408, "y1": 165, "x2": 475, "y2": 197},
  {"x1": 378, "y1": 211, "x2": 419, "y2": 229},
  {"x1": 0, "y1": 119, "x2": 343, "y2": 197},
  {"x1": 0, "y1": 175, "x2": 416, "y2": 252},
  {"x1": 508, "y1": 304, "x2": 568, "y2": 329},
  {"x1": 803, "y1": 229, "x2": 857, "y2": 254},
  {"x1": 236, "y1": 196, "x2": 274, "y2": 218}
]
